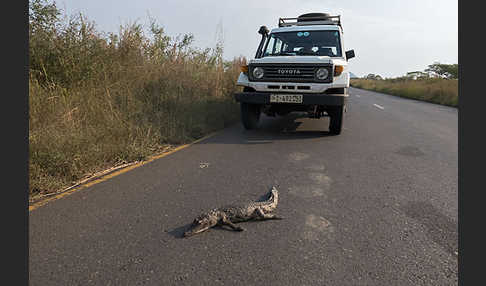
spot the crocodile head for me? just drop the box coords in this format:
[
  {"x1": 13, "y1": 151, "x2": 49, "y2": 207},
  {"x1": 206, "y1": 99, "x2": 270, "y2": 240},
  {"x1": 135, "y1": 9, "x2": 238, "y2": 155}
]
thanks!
[{"x1": 184, "y1": 211, "x2": 219, "y2": 237}]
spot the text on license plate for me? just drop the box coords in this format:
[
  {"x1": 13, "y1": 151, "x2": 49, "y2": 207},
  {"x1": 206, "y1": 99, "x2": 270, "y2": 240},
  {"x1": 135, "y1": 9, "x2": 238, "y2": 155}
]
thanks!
[{"x1": 270, "y1": 94, "x2": 303, "y2": 103}]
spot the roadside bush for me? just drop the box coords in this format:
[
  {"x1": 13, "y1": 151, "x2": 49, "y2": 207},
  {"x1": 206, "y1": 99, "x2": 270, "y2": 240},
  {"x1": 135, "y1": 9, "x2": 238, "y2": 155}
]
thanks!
[
  {"x1": 29, "y1": 0, "x2": 246, "y2": 196},
  {"x1": 350, "y1": 78, "x2": 457, "y2": 107}
]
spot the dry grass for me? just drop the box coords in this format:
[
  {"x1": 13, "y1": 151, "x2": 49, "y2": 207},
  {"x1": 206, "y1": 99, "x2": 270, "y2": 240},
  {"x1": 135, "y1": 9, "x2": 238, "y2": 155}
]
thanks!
[
  {"x1": 350, "y1": 78, "x2": 458, "y2": 107},
  {"x1": 29, "y1": 1, "x2": 246, "y2": 196}
]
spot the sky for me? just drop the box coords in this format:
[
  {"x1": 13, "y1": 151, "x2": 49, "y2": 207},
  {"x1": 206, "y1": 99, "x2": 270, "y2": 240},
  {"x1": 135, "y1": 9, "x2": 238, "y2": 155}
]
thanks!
[{"x1": 57, "y1": 0, "x2": 457, "y2": 78}]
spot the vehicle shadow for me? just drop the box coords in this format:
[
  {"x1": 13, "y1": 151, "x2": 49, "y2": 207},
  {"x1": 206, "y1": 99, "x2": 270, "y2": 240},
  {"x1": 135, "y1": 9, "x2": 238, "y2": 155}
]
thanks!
[{"x1": 199, "y1": 113, "x2": 334, "y2": 145}]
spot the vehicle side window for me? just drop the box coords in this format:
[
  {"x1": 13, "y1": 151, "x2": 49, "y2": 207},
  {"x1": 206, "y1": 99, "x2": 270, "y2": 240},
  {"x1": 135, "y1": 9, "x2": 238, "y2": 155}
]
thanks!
[
  {"x1": 282, "y1": 43, "x2": 289, "y2": 52},
  {"x1": 274, "y1": 38, "x2": 282, "y2": 54},
  {"x1": 264, "y1": 36, "x2": 275, "y2": 56}
]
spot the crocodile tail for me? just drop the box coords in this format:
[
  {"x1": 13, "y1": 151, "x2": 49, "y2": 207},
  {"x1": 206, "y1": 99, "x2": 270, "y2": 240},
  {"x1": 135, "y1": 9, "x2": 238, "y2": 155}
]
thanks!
[{"x1": 269, "y1": 186, "x2": 279, "y2": 205}]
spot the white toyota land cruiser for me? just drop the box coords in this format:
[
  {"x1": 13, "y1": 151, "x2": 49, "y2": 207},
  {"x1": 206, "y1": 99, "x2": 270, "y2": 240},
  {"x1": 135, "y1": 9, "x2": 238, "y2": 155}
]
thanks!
[{"x1": 234, "y1": 13, "x2": 355, "y2": 135}]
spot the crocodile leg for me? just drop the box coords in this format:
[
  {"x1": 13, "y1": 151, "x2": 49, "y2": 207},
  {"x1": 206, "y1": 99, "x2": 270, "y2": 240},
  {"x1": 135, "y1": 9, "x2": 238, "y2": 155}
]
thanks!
[
  {"x1": 254, "y1": 208, "x2": 283, "y2": 220},
  {"x1": 221, "y1": 216, "x2": 245, "y2": 232}
]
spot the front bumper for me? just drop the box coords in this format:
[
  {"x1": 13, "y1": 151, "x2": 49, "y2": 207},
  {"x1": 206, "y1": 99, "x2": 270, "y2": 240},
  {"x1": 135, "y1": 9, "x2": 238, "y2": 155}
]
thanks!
[{"x1": 234, "y1": 92, "x2": 347, "y2": 106}]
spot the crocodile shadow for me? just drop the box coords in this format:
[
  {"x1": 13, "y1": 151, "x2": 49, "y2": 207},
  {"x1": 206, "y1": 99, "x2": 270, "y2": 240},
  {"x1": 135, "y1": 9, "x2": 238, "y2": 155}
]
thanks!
[{"x1": 167, "y1": 224, "x2": 238, "y2": 239}]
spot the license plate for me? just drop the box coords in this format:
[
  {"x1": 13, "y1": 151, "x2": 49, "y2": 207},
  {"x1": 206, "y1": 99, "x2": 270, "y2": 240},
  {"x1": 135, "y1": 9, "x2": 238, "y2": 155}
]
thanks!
[{"x1": 270, "y1": 94, "x2": 303, "y2": 103}]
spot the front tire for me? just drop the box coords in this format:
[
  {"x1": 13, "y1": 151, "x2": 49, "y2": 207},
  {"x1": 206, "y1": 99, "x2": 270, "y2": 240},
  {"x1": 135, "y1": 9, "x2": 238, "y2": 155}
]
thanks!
[
  {"x1": 328, "y1": 105, "x2": 344, "y2": 135},
  {"x1": 241, "y1": 102, "x2": 261, "y2": 130}
]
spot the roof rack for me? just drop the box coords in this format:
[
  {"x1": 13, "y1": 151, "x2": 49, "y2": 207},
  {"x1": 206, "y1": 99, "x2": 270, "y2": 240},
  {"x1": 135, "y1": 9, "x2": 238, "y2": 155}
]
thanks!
[{"x1": 278, "y1": 14, "x2": 342, "y2": 29}]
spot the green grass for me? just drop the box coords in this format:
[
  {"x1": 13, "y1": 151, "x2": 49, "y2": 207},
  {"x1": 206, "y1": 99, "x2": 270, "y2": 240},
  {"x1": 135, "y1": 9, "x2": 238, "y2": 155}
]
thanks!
[
  {"x1": 29, "y1": 0, "x2": 246, "y2": 197},
  {"x1": 350, "y1": 78, "x2": 458, "y2": 107}
]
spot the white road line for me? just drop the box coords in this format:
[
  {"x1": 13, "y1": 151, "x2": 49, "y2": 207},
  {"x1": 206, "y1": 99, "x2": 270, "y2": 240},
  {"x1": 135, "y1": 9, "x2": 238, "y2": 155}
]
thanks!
[
  {"x1": 373, "y1": 104, "x2": 384, "y2": 110},
  {"x1": 355, "y1": 94, "x2": 361, "y2": 98}
]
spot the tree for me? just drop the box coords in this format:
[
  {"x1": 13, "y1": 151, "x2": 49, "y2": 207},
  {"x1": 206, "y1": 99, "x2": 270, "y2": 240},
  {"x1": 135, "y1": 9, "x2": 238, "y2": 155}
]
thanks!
[
  {"x1": 425, "y1": 62, "x2": 458, "y2": 79},
  {"x1": 29, "y1": 0, "x2": 60, "y2": 33}
]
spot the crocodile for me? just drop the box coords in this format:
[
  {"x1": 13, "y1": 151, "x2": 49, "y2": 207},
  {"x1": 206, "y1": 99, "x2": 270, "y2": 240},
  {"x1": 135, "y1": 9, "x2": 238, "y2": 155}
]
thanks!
[{"x1": 183, "y1": 186, "x2": 282, "y2": 237}]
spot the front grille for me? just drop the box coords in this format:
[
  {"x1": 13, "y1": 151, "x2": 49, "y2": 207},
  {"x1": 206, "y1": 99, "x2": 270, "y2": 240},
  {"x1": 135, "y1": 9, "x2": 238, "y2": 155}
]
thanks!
[
  {"x1": 264, "y1": 66, "x2": 316, "y2": 80},
  {"x1": 249, "y1": 64, "x2": 332, "y2": 83}
]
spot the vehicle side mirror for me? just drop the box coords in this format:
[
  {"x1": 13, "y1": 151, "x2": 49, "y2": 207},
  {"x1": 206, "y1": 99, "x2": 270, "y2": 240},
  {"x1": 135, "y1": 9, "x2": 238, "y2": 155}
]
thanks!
[{"x1": 345, "y1": 50, "x2": 355, "y2": 60}]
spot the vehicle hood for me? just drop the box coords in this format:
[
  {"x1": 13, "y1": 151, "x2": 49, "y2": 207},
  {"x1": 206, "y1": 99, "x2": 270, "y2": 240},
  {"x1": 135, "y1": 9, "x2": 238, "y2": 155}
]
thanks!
[{"x1": 249, "y1": 56, "x2": 347, "y2": 65}]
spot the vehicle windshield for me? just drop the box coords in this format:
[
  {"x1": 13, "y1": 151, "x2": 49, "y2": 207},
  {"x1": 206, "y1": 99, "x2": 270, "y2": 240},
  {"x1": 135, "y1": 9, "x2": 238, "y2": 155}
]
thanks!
[{"x1": 263, "y1": 30, "x2": 342, "y2": 57}]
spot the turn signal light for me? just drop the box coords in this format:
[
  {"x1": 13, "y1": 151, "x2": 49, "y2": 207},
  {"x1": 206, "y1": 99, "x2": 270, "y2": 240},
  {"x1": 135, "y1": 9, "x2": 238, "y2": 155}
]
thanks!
[
  {"x1": 241, "y1": 65, "x2": 249, "y2": 73},
  {"x1": 334, "y1": 65, "x2": 344, "y2": 76}
]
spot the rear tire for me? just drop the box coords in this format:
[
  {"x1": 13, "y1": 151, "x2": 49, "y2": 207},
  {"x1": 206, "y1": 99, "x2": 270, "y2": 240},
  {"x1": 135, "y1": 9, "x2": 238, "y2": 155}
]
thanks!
[
  {"x1": 329, "y1": 105, "x2": 344, "y2": 135},
  {"x1": 241, "y1": 102, "x2": 261, "y2": 130}
]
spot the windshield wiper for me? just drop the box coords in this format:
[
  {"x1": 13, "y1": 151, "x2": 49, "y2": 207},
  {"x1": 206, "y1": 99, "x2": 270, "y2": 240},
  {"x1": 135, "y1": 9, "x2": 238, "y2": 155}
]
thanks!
[
  {"x1": 271, "y1": 52, "x2": 297, "y2": 56},
  {"x1": 295, "y1": 51, "x2": 316, "y2": 56}
]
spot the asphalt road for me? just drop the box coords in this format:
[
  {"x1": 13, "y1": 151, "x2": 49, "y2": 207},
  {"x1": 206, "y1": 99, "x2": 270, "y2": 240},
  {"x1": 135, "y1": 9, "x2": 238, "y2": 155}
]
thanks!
[{"x1": 29, "y1": 87, "x2": 458, "y2": 285}]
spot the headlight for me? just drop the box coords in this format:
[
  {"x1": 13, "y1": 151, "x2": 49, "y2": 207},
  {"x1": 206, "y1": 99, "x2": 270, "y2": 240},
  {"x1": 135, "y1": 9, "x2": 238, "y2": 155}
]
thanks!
[
  {"x1": 316, "y1": 68, "x2": 329, "y2": 80},
  {"x1": 253, "y1": 67, "x2": 264, "y2": 79},
  {"x1": 334, "y1": 65, "x2": 344, "y2": 76}
]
